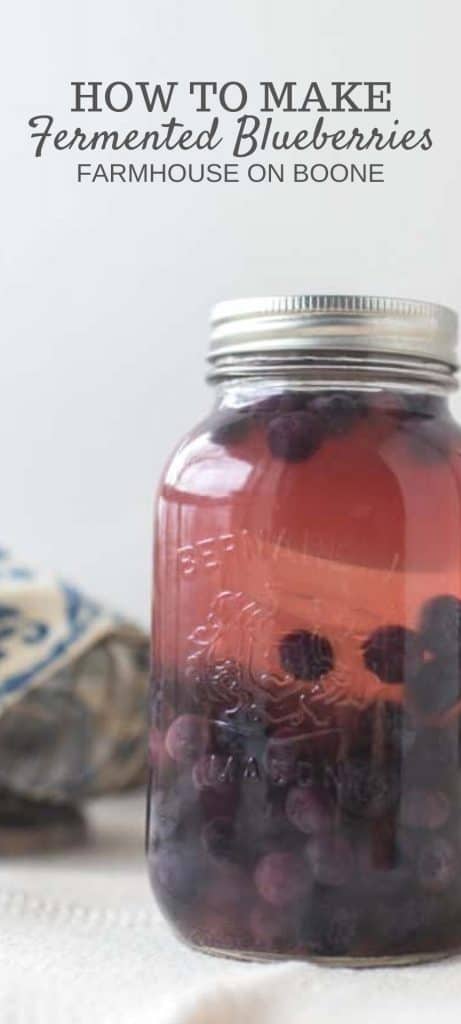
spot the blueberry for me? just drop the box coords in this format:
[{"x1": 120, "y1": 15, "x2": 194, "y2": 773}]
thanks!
[
  {"x1": 151, "y1": 789, "x2": 191, "y2": 841},
  {"x1": 213, "y1": 709, "x2": 266, "y2": 774},
  {"x1": 397, "y1": 826, "x2": 426, "y2": 865},
  {"x1": 264, "y1": 736, "x2": 299, "y2": 787},
  {"x1": 398, "y1": 394, "x2": 441, "y2": 420},
  {"x1": 404, "y1": 728, "x2": 457, "y2": 786},
  {"x1": 211, "y1": 409, "x2": 253, "y2": 446},
  {"x1": 165, "y1": 714, "x2": 209, "y2": 763},
  {"x1": 407, "y1": 658, "x2": 460, "y2": 715},
  {"x1": 420, "y1": 595, "x2": 461, "y2": 659},
  {"x1": 201, "y1": 817, "x2": 236, "y2": 861},
  {"x1": 237, "y1": 780, "x2": 298, "y2": 859},
  {"x1": 312, "y1": 391, "x2": 368, "y2": 436},
  {"x1": 417, "y1": 836, "x2": 458, "y2": 892},
  {"x1": 254, "y1": 851, "x2": 311, "y2": 907},
  {"x1": 206, "y1": 863, "x2": 251, "y2": 911},
  {"x1": 194, "y1": 757, "x2": 238, "y2": 822},
  {"x1": 285, "y1": 785, "x2": 333, "y2": 835},
  {"x1": 305, "y1": 894, "x2": 358, "y2": 957},
  {"x1": 266, "y1": 410, "x2": 324, "y2": 462},
  {"x1": 371, "y1": 393, "x2": 408, "y2": 419},
  {"x1": 373, "y1": 894, "x2": 432, "y2": 947},
  {"x1": 219, "y1": 702, "x2": 265, "y2": 735},
  {"x1": 362, "y1": 625, "x2": 422, "y2": 683},
  {"x1": 249, "y1": 901, "x2": 298, "y2": 951},
  {"x1": 358, "y1": 834, "x2": 411, "y2": 888},
  {"x1": 400, "y1": 787, "x2": 451, "y2": 830},
  {"x1": 151, "y1": 843, "x2": 203, "y2": 905},
  {"x1": 210, "y1": 721, "x2": 246, "y2": 761},
  {"x1": 336, "y1": 756, "x2": 400, "y2": 819},
  {"x1": 279, "y1": 630, "x2": 334, "y2": 681},
  {"x1": 206, "y1": 860, "x2": 249, "y2": 901},
  {"x1": 150, "y1": 774, "x2": 198, "y2": 839},
  {"x1": 320, "y1": 906, "x2": 358, "y2": 957},
  {"x1": 401, "y1": 418, "x2": 452, "y2": 463},
  {"x1": 252, "y1": 390, "x2": 308, "y2": 417},
  {"x1": 305, "y1": 833, "x2": 354, "y2": 886}
]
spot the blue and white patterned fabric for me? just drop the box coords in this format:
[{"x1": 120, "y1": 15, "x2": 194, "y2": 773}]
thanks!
[{"x1": 0, "y1": 551, "x2": 148, "y2": 802}]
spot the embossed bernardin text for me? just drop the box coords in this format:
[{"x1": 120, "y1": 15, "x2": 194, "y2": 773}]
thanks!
[
  {"x1": 178, "y1": 533, "x2": 240, "y2": 576},
  {"x1": 177, "y1": 530, "x2": 270, "y2": 578}
]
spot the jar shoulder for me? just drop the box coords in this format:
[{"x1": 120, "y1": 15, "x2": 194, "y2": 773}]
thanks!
[{"x1": 159, "y1": 401, "x2": 461, "y2": 503}]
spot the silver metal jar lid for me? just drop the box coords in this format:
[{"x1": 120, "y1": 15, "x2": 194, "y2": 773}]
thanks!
[{"x1": 208, "y1": 295, "x2": 458, "y2": 386}]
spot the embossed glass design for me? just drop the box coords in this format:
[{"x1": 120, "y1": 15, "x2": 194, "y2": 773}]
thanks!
[{"x1": 148, "y1": 302, "x2": 461, "y2": 964}]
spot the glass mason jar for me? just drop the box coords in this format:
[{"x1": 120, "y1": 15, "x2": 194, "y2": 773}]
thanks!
[{"x1": 147, "y1": 295, "x2": 461, "y2": 965}]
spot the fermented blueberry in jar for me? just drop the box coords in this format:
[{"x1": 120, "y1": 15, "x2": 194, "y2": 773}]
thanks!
[{"x1": 147, "y1": 295, "x2": 461, "y2": 964}]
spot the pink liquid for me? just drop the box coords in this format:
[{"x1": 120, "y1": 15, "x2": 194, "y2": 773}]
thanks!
[{"x1": 148, "y1": 388, "x2": 461, "y2": 961}]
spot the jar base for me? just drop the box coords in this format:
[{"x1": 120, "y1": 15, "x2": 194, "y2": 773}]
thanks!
[{"x1": 183, "y1": 937, "x2": 459, "y2": 969}]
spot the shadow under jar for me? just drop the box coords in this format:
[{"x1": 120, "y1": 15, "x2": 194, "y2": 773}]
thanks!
[{"x1": 147, "y1": 294, "x2": 461, "y2": 965}]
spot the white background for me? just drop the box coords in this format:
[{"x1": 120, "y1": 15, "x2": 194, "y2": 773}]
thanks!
[{"x1": 2, "y1": 0, "x2": 461, "y2": 625}]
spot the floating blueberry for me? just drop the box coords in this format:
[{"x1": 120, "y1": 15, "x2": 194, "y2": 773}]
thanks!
[
  {"x1": 211, "y1": 409, "x2": 253, "y2": 446},
  {"x1": 279, "y1": 629, "x2": 334, "y2": 681},
  {"x1": 252, "y1": 390, "x2": 308, "y2": 417},
  {"x1": 266, "y1": 410, "x2": 324, "y2": 462},
  {"x1": 336, "y1": 756, "x2": 400, "y2": 819},
  {"x1": 398, "y1": 394, "x2": 440, "y2": 420},
  {"x1": 401, "y1": 418, "x2": 452, "y2": 464},
  {"x1": 417, "y1": 836, "x2": 458, "y2": 892},
  {"x1": 400, "y1": 787, "x2": 451, "y2": 830},
  {"x1": 254, "y1": 850, "x2": 311, "y2": 907},
  {"x1": 285, "y1": 785, "x2": 333, "y2": 835},
  {"x1": 312, "y1": 391, "x2": 368, "y2": 436},
  {"x1": 362, "y1": 625, "x2": 422, "y2": 683},
  {"x1": 407, "y1": 658, "x2": 460, "y2": 715},
  {"x1": 305, "y1": 833, "x2": 354, "y2": 887},
  {"x1": 165, "y1": 714, "x2": 209, "y2": 764},
  {"x1": 420, "y1": 595, "x2": 461, "y2": 659}
]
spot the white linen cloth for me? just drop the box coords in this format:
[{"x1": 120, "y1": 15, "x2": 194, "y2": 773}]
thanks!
[{"x1": 1, "y1": 793, "x2": 461, "y2": 1024}]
